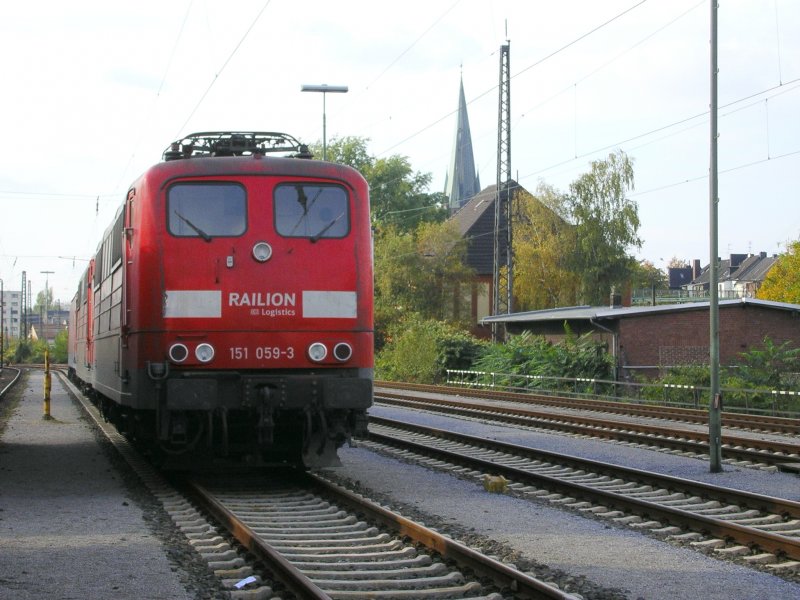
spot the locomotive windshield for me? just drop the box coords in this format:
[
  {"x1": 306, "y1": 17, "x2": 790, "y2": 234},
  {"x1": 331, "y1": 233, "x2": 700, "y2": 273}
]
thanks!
[
  {"x1": 168, "y1": 183, "x2": 246, "y2": 238},
  {"x1": 274, "y1": 184, "x2": 349, "y2": 240}
]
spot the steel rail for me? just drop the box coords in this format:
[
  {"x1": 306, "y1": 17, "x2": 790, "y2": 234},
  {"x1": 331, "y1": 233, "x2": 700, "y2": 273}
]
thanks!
[
  {"x1": 182, "y1": 479, "x2": 330, "y2": 600},
  {"x1": 367, "y1": 416, "x2": 800, "y2": 561},
  {"x1": 375, "y1": 391, "x2": 800, "y2": 469},
  {"x1": 0, "y1": 366, "x2": 22, "y2": 398},
  {"x1": 377, "y1": 381, "x2": 800, "y2": 435}
]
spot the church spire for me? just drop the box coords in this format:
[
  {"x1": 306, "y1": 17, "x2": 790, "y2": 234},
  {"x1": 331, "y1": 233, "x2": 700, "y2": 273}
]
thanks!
[{"x1": 445, "y1": 75, "x2": 480, "y2": 213}]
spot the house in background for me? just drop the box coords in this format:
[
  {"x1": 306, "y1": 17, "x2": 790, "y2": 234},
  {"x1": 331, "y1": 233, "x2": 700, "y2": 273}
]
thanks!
[
  {"x1": 636, "y1": 252, "x2": 779, "y2": 306},
  {"x1": 686, "y1": 252, "x2": 778, "y2": 299}
]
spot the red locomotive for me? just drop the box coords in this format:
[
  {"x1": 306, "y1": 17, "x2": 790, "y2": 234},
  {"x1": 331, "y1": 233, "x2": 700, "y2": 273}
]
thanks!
[{"x1": 68, "y1": 132, "x2": 373, "y2": 468}]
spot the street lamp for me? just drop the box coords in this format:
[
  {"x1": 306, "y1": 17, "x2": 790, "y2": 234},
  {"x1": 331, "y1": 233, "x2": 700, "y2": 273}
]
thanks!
[
  {"x1": 1, "y1": 278, "x2": 4, "y2": 369},
  {"x1": 40, "y1": 270, "x2": 54, "y2": 332},
  {"x1": 301, "y1": 84, "x2": 348, "y2": 161}
]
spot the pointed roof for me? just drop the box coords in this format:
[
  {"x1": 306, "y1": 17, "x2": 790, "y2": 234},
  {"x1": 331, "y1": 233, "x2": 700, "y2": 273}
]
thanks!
[{"x1": 445, "y1": 77, "x2": 480, "y2": 212}]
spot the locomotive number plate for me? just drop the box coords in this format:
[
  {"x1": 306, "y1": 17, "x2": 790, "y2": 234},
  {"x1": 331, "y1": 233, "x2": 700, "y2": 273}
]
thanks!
[{"x1": 230, "y1": 346, "x2": 295, "y2": 360}]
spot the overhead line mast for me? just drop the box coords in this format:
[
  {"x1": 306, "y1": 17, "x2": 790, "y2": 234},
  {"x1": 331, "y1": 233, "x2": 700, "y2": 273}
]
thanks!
[{"x1": 492, "y1": 41, "x2": 512, "y2": 342}]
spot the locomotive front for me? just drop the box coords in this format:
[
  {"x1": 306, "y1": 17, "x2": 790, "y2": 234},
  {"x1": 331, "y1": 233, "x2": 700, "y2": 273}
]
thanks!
[{"x1": 122, "y1": 132, "x2": 373, "y2": 467}]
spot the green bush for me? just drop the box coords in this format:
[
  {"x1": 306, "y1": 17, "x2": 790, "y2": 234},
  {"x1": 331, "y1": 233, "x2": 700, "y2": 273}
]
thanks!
[
  {"x1": 376, "y1": 315, "x2": 486, "y2": 383},
  {"x1": 8, "y1": 338, "x2": 53, "y2": 364},
  {"x1": 472, "y1": 330, "x2": 614, "y2": 390},
  {"x1": 52, "y1": 330, "x2": 68, "y2": 363},
  {"x1": 640, "y1": 338, "x2": 800, "y2": 411}
]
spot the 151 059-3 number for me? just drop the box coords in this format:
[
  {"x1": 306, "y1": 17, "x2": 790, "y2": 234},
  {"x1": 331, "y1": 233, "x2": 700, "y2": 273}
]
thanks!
[{"x1": 229, "y1": 346, "x2": 295, "y2": 360}]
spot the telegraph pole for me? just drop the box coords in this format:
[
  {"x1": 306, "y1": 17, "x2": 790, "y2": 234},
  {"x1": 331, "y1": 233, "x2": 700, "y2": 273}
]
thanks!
[{"x1": 709, "y1": 0, "x2": 723, "y2": 472}]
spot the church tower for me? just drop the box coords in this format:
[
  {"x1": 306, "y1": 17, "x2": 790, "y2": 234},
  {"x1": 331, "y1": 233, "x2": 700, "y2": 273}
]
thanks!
[{"x1": 444, "y1": 76, "x2": 480, "y2": 213}]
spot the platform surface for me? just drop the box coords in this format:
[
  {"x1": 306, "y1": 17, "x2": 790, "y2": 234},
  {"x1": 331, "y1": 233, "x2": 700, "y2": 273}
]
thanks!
[{"x1": 0, "y1": 370, "x2": 193, "y2": 599}]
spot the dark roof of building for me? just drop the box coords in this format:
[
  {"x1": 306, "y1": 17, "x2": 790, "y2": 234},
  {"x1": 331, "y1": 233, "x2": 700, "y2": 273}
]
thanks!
[
  {"x1": 481, "y1": 297, "x2": 800, "y2": 325},
  {"x1": 453, "y1": 184, "x2": 499, "y2": 236},
  {"x1": 691, "y1": 252, "x2": 778, "y2": 286},
  {"x1": 451, "y1": 181, "x2": 519, "y2": 275}
]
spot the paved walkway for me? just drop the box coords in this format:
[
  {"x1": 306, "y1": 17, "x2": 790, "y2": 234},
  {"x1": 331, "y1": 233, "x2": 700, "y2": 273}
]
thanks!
[{"x1": 0, "y1": 370, "x2": 193, "y2": 600}]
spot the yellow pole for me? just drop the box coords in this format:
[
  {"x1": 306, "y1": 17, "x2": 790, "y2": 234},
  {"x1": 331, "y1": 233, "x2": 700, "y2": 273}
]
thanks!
[{"x1": 43, "y1": 347, "x2": 52, "y2": 419}]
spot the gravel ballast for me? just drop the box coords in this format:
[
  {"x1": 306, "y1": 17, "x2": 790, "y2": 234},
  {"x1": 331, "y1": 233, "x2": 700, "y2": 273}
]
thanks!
[{"x1": 321, "y1": 403, "x2": 800, "y2": 600}]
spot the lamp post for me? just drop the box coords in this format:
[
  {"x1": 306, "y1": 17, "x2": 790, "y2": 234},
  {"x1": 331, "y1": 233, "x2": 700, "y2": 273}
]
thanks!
[
  {"x1": 301, "y1": 84, "x2": 348, "y2": 161},
  {"x1": 40, "y1": 271, "x2": 54, "y2": 338},
  {"x1": 1, "y1": 277, "x2": 4, "y2": 369}
]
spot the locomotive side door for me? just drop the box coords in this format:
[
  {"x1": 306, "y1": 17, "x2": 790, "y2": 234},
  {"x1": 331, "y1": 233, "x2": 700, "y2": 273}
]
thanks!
[{"x1": 123, "y1": 188, "x2": 135, "y2": 335}]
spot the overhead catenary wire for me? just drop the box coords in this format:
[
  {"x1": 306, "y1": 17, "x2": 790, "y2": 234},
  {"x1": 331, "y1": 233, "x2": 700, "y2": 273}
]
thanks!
[
  {"x1": 174, "y1": 0, "x2": 272, "y2": 137},
  {"x1": 375, "y1": 0, "x2": 652, "y2": 158}
]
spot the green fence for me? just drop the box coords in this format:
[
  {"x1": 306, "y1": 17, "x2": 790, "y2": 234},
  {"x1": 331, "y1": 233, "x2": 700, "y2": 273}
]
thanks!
[{"x1": 446, "y1": 369, "x2": 800, "y2": 418}]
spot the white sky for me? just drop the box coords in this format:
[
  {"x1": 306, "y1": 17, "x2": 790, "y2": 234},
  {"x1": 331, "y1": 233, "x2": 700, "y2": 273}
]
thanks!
[{"x1": 1, "y1": 0, "x2": 798, "y2": 305}]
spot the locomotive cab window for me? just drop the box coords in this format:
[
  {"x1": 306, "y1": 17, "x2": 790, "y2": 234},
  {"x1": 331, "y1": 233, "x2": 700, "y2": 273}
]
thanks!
[
  {"x1": 274, "y1": 184, "x2": 349, "y2": 240},
  {"x1": 168, "y1": 182, "x2": 246, "y2": 238}
]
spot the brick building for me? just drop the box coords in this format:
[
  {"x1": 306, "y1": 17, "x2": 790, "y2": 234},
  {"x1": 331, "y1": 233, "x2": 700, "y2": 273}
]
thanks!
[{"x1": 482, "y1": 298, "x2": 800, "y2": 379}]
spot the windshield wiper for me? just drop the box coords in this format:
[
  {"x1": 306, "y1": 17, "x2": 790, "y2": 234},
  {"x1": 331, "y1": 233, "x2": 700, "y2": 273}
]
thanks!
[
  {"x1": 174, "y1": 210, "x2": 212, "y2": 242},
  {"x1": 289, "y1": 187, "x2": 325, "y2": 236},
  {"x1": 309, "y1": 212, "x2": 345, "y2": 243}
]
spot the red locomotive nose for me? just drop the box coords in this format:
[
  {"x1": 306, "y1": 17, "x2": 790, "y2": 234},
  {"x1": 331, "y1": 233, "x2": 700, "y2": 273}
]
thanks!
[{"x1": 69, "y1": 132, "x2": 373, "y2": 468}]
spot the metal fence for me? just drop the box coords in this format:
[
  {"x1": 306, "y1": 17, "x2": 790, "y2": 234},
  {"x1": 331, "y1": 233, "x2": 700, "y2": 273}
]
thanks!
[
  {"x1": 445, "y1": 369, "x2": 800, "y2": 418},
  {"x1": 629, "y1": 288, "x2": 752, "y2": 306}
]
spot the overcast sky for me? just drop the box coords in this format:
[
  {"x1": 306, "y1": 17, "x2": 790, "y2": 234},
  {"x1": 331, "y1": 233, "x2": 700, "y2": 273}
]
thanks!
[{"x1": 1, "y1": 0, "x2": 798, "y2": 304}]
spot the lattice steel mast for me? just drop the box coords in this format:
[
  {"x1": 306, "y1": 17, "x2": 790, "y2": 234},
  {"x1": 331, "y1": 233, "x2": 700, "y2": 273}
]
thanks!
[
  {"x1": 492, "y1": 42, "x2": 512, "y2": 342},
  {"x1": 20, "y1": 271, "x2": 27, "y2": 340}
]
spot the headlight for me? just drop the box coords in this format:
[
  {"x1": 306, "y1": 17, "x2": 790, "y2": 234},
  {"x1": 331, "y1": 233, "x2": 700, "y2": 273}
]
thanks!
[
  {"x1": 168, "y1": 343, "x2": 189, "y2": 363},
  {"x1": 252, "y1": 241, "x2": 272, "y2": 262},
  {"x1": 195, "y1": 343, "x2": 215, "y2": 363},
  {"x1": 333, "y1": 342, "x2": 353, "y2": 362},
  {"x1": 308, "y1": 342, "x2": 327, "y2": 362}
]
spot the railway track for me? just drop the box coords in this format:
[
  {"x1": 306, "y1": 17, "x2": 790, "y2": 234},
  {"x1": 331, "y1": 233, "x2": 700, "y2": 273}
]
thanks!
[
  {"x1": 0, "y1": 366, "x2": 21, "y2": 398},
  {"x1": 377, "y1": 381, "x2": 800, "y2": 436},
  {"x1": 374, "y1": 387, "x2": 800, "y2": 472},
  {"x1": 62, "y1": 371, "x2": 577, "y2": 599},
  {"x1": 183, "y1": 473, "x2": 576, "y2": 599},
  {"x1": 362, "y1": 416, "x2": 800, "y2": 576}
]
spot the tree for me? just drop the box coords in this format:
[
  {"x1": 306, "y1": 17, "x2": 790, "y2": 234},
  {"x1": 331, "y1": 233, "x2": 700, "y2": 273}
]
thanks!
[
  {"x1": 33, "y1": 287, "x2": 53, "y2": 315},
  {"x1": 52, "y1": 329, "x2": 68, "y2": 363},
  {"x1": 313, "y1": 136, "x2": 447, "y2": 232},
  {"x1": 373, "y1": 221, "x2": 474, "y2": 346},
  {"x1": 311, "y1": 135, "x2": 374, "y2": 175},
  {"x1": 667, "y1": 256, "x2": 689, "y2": 269},
  {"x1": 415, "y1": 219, "x2": 474, "y2": 322},
  {"x1": 566, "y1": 150, "x2": 642, "y2": 305},
  {"x1": 512, "y1": 184, "x2": 579, "y2": 309},
  {"x1": 757, "y1": 240, "x2": 800, "y2": 303},
  {"x1": 366, "y1": 155, "x2": 447, "y2": 231},
  {"x1": 630, "y1": 259, "x2": 668, "y2": 290}
]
